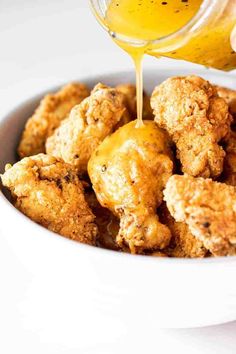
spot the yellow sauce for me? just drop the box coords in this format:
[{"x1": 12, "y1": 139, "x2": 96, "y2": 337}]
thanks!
[
  {"x1": 104, "y1": 0, "x2": 236, "y2": 125},
  {"x1": 106, "y1": 0, "x2": 203, "y2": 41},
  {"x1": 160, "y1": 20, "x2": 236, "y2": 70}
]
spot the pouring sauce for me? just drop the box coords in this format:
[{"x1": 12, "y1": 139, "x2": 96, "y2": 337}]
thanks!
[
  {"x1": 105, "y1": 0, "x2": 202, "y2": 126},
  {"x1": 104, "y1": 0, "x2": 236, "y2": 125}
]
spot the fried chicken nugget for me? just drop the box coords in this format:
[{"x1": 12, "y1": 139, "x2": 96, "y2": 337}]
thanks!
[
  {"x1": 159, "y1": 203, "x2": 208, "y2": 258},
  {"x1": 164, "y1": 175, "x2": 236, "y2": 256},
  {"x1": 88, "y1": 120, "x2": 173, "y2": 254},
  {"x1": 1, "y1": 154, "x2": 97, "y2": 244},
  {"x1": 18, "y1": 83, "x2": 90, "y2": 158},
  {"x1": 215, "y1": 85, "x2": 236, "y2": 118},
  {"x1": 116, "y1": 83, "x2": 154, "y2": 120},
  {"x1": 151, "y1": 76, "x2": 232, "y2": 178},
  {"x1": 46, "y1": 83, "x2": 126, "y2": 174}
]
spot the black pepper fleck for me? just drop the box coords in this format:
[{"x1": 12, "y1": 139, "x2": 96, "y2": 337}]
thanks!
[{"x1": 101, "y1": 165, "x2": 107, "y2": 172}]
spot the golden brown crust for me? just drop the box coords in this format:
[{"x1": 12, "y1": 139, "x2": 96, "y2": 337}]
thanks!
[
  {"x1": 164, "y1": 175, "x2": 236, "y2": 256},
  {"x1": 18, "y1": 83, "x2": 89, "y2": 158},
  {"x1": 222, "y1": 130, "x2": 236, "y2": 186},
  {"x1": 143, "y1": 94, "x2": 154, "y2": 120},
  {"x1": 116, "y1": 83, "x2": 154, "y2": 120},
  {"x1": 215, "y1": 85, "x2": 236, "y2": 118},
  {"x1": 116, "y1": 84, "x2": 137, "y2": 118},
  {"x1": 214, "y1": 87, "x2": 236, "y2": 186},
  {"x1": 88, "y1": 120, "x2": 173, "y2": 254},
  {"x1": 46, "y1": 83, "x2": 126, "y2": 174},
  {"x1": 159, "y1": 203, "x2": 208, "y2": 258},
  {"x1": 151, "y1": 76, "x2": 232, "y2": 178},
  {"x1": 1, "y1": 154, "x2": 97, "y2": 244}
]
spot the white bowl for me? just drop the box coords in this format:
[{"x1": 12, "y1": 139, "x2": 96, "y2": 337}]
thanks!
[{"x1": 1, "y1": 68, "x2": 236, "y2": 337}]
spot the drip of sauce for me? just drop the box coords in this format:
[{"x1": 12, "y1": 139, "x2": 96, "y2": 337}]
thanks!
[
  {"x1": 105, "y1": 0, "x2": 203, "y2": 126},
  {"x1": 134, "y1": 53, "x2": 144, "y2": 127}
]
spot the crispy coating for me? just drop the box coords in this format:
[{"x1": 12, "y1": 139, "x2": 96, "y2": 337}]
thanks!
[
  {"x1": 222, "y1": 130, "x2": 236, "y2": 186},
  {"x1": 88, "y1": 120, "x2": 173, "y2": 254},
  {"x1": 213, "y1": 86, "x2": 236, "y2": 185},
  {"x1": 215, "y1": 85, "x2": 236, "y2": 118},
  {"x1": 159, "y1": 203, "x2": 208, "y2": 258},
  {"x1": 116, "y1": 84, "x2": 136, "y2": 118},
  {"x1": 116, "y1": 83, "x2": 154, "y2": 120},
  {"x1": 18, "y1": 83, "x2": 89, "y2": 158},
  {"x1": 1, "y1": 154, "x2": 97, "y2": 244},
  {"x1": 116, "y1": 84, "x2": 136, "y2": 126},
  {"x1": 164, "y1": 175, "x2": 236, "y2": 256},
  {"x1": 46, "y1": 83, "x2": 126, "y2": 174},
  {"x1": 151, "y1": 76, "x2": 232, "y2": 178}
]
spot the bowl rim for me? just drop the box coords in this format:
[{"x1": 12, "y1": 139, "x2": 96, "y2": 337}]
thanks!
[{"x1": 1, "y1": 67, "x2": 236, "y2": 266}]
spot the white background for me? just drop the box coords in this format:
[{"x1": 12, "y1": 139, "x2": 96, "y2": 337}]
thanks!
[{"x1": 0, "y1": 1, "x2": 236, "y2": 353}]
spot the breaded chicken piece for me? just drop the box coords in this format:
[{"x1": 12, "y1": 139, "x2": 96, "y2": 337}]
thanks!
[
  {"x1": 222, "y1": 130, "x2": 236, "y2": 186},
  {"x1": 215, "y1": 85, "x2": 236, "y2": 118},
  {"x1": 1, "y1": 154, "x2": 97, "y2": 244},
  {"x1": 88, "y1": 120, "x2": 173, "y2": 254},
  {"x1": 46, "y1": 83, "x2": 126, "y2": 174},
  {"x1": 151, "y1": 76, "x2": 232, "y2": 178},
  {"x1": 159, "y1": 203, "x2": 208, "y2": 258},
  {"x1": 164, "y1": 175, "x2": 236, "y2": 256},
  {"x1": 18, "y1": 83, "x2": 89, "y2": 158},
  {"x1": 116, "y1": 83, "x2": 154, "y2": 120}
]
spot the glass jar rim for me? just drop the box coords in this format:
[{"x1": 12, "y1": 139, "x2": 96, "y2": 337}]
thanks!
[{"x1": 89, "y1": 0, "x2": 229, "y2": 50}]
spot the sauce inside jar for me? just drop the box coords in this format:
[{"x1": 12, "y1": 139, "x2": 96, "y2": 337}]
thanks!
[{"x1": 106, "y1": 0, "x2": 203, "y2": 41}]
